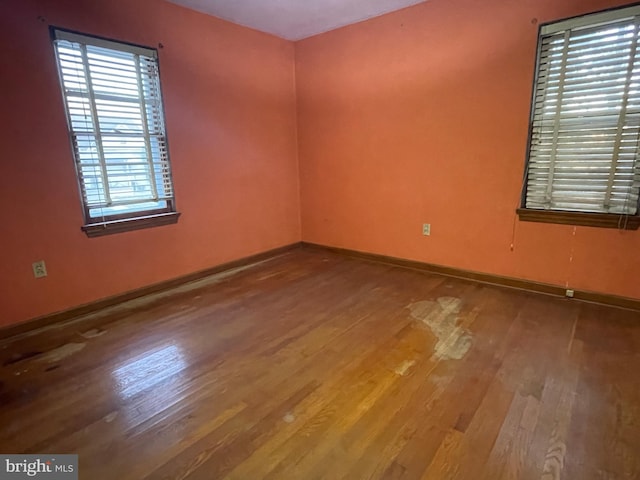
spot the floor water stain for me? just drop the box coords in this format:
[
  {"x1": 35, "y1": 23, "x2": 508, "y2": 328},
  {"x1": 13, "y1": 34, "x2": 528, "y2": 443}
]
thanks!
[
  {"x1": 394, "y1": 359, "x2": 416, "y2": 376},
  {"x1": 37, "y1": 343, "x2": 86, "y2": 363},
  {"x1": 406, "y1": 297, "x2": 472, "y2": 360},
  {"x1": 80, "y1": 328, "x2": 106, "y2": 339},
  {"x1": 2, "y1": 255, "x2": 287, "y2": 345},
  {"x1": 541, "y1": 431, "x2": 567, "y2": 480},
  {"x1": 104, "y1": 412, "x2": 119, "y2": 423}
]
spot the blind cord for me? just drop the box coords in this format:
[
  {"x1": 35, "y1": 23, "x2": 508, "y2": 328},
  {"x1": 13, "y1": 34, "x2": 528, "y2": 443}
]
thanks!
[{"x1": 565, "y1": 226, "x2": 577, "y2": 290}]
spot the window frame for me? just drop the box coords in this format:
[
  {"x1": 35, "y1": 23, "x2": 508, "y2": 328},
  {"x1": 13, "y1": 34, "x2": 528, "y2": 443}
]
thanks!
[
  {"x1": 51, "y1": 27, "x2": 179, "y2": 237},
  {"x1": 518, "y1": 5, "x2": 640, "y2": 230}
]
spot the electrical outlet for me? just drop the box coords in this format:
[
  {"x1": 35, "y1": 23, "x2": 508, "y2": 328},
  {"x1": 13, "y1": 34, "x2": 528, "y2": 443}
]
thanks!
[
  {"x1": 565, "y1": 289, "x2": 574, "y2": 298},
  {"x1": 422, "y1": 223, "x2": 431, "y2": 236},
  {"x1": 32, "y1": 260, "x2": 47, "y2": 278}
]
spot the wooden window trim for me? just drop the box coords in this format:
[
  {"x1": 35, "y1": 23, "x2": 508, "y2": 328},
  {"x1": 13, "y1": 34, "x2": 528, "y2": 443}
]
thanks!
[
  {"x1": 517, "y1": 208, "x2": 640, "y2": 230},
  {"x1": 82, "y1": 212, "x2": 180, "y2": 237},
  {"x1": 83, "y1": 200, "x2": 176, "y2": 224}
]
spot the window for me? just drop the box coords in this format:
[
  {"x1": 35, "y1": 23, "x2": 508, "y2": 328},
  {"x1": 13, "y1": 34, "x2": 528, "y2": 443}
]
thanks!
[
  {"x1": 52, "y1": 29, "x2": 178, "y2": 237},
  {"x1": 519, "y1": 6, "x2": 640, "y2": 229}
]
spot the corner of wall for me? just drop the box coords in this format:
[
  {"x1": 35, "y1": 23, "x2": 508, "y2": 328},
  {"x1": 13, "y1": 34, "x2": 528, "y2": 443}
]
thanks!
[{"x1": 292, "y1": 41, "x2": 303, "y2": 242}]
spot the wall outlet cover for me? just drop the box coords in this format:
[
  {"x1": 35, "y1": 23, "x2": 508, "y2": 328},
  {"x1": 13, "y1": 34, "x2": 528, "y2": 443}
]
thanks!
[{"x1": 32, "y1": 260, "x2": 47, "y2": 278}]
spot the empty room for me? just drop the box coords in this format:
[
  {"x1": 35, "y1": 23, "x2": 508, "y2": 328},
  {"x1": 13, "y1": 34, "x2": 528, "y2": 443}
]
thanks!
[{"x1": 1, "y1": 0, "x2": 639, "y2": 478}]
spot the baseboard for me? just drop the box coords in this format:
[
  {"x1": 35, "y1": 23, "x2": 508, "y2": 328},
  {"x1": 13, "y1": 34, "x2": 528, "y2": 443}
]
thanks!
[
  {"x1": 0, "y1": 242, "x2": 302, "y2": 341},
  {"x1": 4, "y1": 240, "x2": 636, "y2": 341},
  {"x1": 301, "y1": 242, "x2": 640, "y2": 312}
]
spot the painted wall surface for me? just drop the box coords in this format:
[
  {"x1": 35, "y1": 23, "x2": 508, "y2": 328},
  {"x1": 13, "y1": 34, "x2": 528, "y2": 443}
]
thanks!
[
  {"x1": 0, "y1": 0, "x2": 300, "y2": 326},
  {"x1": 2, "y1": 0, "x2": 638, "y2": 329},
  {"x1": 296, "y1": 0, "x2": 640, "y2": 300}
]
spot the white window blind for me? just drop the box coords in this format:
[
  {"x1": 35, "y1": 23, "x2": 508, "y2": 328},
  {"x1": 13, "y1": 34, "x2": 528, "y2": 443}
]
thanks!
[
  {"x1": 525, "y1": 6, "x2": 640, "y2": 215},
  {"x1": 52, "y1": 29, "x2": 175, "y2": 221}
]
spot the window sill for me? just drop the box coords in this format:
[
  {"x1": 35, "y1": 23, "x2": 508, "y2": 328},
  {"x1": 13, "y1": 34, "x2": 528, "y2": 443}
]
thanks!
[
  {"x1": 517, "y1": 209, "x2": 639, "y2": 230},
  {"x1": 82, "y1": 212, "x2": 181, "y2": 237}
]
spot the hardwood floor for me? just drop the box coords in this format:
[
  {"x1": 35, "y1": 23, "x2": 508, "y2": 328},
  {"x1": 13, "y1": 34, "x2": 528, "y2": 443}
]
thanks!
[{"x1": 0, "y1": 247, "x2": 638, "y2": 479}]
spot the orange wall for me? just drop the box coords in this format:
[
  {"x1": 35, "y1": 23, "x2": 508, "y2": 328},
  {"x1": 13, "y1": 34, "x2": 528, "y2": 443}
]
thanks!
[
  {"x1": 2, "y1": 0, "x2": 638, "y2": 329},
  {"x1": 0, "y1": 0, "x2": 300, "y2": 326},
  {"x1": 296, "y1": 0, "x2": 640, "y2": 301}
]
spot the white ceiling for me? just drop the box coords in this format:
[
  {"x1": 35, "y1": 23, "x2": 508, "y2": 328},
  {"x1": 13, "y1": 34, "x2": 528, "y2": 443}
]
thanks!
[{"x1": 167, "y1": 0, "x2": 427, "y2": 41}]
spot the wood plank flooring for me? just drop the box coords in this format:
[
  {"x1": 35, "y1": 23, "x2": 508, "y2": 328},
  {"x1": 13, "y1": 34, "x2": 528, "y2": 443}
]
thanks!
[{"x1": 0, "y1": 247, "x2": 638, "y2": 479}]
